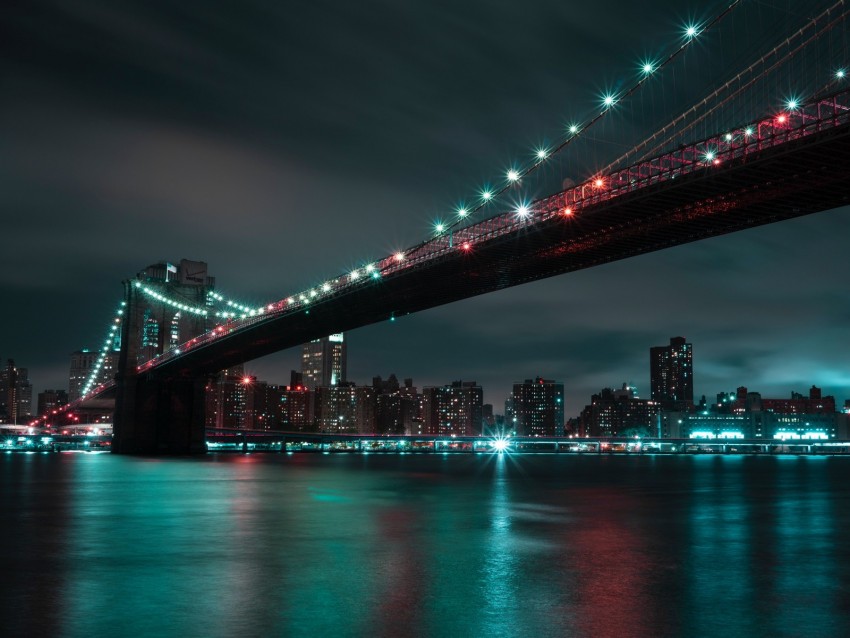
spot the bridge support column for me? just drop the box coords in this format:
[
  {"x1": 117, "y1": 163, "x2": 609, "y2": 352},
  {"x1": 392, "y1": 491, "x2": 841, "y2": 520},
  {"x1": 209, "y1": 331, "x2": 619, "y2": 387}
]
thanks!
[{"x1": 113, "y1": 373, "x2": 207, "y2": 455}]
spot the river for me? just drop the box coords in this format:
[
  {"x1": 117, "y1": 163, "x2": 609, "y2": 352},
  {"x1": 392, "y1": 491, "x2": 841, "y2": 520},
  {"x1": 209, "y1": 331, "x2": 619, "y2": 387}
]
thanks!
[{"x1": 3, "y1": 452, "x2": 849, "y2": 637}]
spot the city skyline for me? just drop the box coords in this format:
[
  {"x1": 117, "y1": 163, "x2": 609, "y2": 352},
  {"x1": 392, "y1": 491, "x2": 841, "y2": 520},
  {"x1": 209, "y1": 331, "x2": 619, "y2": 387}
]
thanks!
[{"x1": 3, "y1": 0, "x2": 849, "y2": 412}]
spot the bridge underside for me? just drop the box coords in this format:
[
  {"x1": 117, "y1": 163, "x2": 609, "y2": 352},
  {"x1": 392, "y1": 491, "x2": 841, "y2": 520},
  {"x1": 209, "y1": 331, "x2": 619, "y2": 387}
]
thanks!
[
  {"x1": 114, "y1": 121, "x2": 850, "y2": 453},
  {"x1": 165, "y1": 121, "x2": 850, "y2": 375}
]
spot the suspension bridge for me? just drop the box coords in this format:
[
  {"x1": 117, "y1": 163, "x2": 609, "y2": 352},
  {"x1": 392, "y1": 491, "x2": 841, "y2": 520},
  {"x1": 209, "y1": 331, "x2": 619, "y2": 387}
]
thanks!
[{"x1": 36, "y1": 0, "x2": 850, "y2": 453}]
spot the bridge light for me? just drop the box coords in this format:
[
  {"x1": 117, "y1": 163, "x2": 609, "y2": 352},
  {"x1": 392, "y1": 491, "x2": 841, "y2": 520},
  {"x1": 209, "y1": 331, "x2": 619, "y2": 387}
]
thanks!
[
  {"x1": 322, "y1": 283, "x2": 331, "y2": 292},
  {"x1": 481, "y1": 190, "x2": 493, "y2": 201},
  {"x1": 725, "y1": 133, "x2": 733, "y2": 142},
  {"x1": 776, "y1": 114, "x2": 787, "y2": 124},
  {"x1": 786, "y1": 99, "x2": 799, "y2": 111},
  {"x1": 744, "y1": 127, "x2": 753, "y2": 136},
  {"x1": 365, "y1": 263, "x2": 375, "y2": 272},
  {"x1": 516, "y1": 204, "x2": 530, "y2": 218},
  {"x1": 395, "y1": 252, "x2": 405, "y2": 262},
  {"x1": 685, "y1": 24, "x2": 698, "y2": 38},
  {"x1": 435, "y1": 223, "x2": 445, "y2": 233},
  {"x1": 563, "y1": 207, "x2": 573, "y2": 216},
  {"x1": 457, "y1": 207, "x2": 468, "y2": 217},
  {"x1": 837, "y1": 69, "x2": 846, "y2": 79},
  {"x1": 594, "y1": 178, "x2": 604, "y2": 188},
  {"x1": 536, "y1": 148, "x2": 548, "y2": 160},
  {"x1": 461, "y1": 242, "x2": 471, "y2": 251},
  {"x1": 641, "y1": 61, "x2": 655, "y2": 75},
  {"x1": 704, "y1": 151, "x2": 716, "y2": 162},
  {"x1": 349, "y1": 270, "x2": 360, "y2": 280},
  {"x1": 507, "y1": 169, "x2": 520, "y2": 182},
  {"x1": 602, "y1": 94, "x2": 616, "y2": 108},
  {"x1": 568, "y1": 124, "x2": 579, "y2": 134}
]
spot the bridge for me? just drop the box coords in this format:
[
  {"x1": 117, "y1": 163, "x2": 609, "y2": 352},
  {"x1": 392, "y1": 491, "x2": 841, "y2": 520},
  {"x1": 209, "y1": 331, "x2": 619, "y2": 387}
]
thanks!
[{"x1": 38, "y1": 2, "x2": 850, "y2": 453}]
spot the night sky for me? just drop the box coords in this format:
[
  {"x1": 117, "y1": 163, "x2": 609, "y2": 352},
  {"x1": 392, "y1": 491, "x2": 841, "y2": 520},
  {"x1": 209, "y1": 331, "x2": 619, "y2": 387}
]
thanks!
[{"x1": 3, "y1": 0, "x2": 849, "y2": 414}]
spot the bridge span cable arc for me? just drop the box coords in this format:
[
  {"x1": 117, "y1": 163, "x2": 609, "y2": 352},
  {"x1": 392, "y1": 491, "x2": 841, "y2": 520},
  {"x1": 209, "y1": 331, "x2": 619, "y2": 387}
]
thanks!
[
  {"x1": 430, "y1": 0, "x2": 745, "y2": 243},
  {"x1": 601, "y1": 0, "x2": 850, "y2": 175}
]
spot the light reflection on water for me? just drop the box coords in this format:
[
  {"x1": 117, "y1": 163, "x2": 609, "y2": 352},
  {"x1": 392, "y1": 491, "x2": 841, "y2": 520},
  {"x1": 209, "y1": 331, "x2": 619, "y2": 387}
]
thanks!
[{"x1": 2, "y1": 453, "x2": 850, "y2": 638}]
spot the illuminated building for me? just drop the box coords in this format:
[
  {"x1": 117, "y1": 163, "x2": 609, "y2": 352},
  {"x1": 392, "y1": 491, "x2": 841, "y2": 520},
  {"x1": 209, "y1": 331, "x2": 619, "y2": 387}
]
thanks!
[
  {"x1": 301, "y1": 334, "x2": 347, "y2": 389},
  {"x1": 680, "y1": 385, "x2": 838, "y2": 439},
  {"x1": 650, "y1": 336, "x2": 693, "y2": 410},
  {"x1": 510, "y1": 377, "x2": 565, "y2": 436},
  {"x1": 280, "y1": 371, "x2": 314, "y2": 431},
  {"x1": 205, "y1": 365, "x2": 253, "y2": 429},
  {"x1": 37, "y1": 389, "x2": 68, "y2": 417},
  {"x1": 314, "y1": 382, "x2": 375, "y2": 433},
  {"x1": 422, "y1": 381, "x2": 483, "y2": 436},
  {"x1": 579, "y1": 384, "x2": 662, "y2": 437},
  {"x1": 373, "y1": 375, "x2": 420, "y2": 435},
  {"x1": 0, "y1": 359, "x2": 32, "y2": 423}
]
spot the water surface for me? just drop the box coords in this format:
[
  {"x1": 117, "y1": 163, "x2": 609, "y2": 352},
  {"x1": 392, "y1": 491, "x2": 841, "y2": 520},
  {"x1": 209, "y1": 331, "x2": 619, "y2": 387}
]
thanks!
[{"x1": 3, "y1": 452, "x2": 849, "y2": 637}]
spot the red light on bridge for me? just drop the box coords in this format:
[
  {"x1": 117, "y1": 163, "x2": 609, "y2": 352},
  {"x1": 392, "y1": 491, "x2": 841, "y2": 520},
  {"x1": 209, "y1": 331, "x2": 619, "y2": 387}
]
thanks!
[
  {"x1": 461, "y1": 242, "x2": 471, "y2": 251},
  {"x1": 594, "y1": 178, "x2": 604, "y2": 188},
  {"x1": 563, "y1": 207, "x2": 573, "y2": 216},
  {"x1": 776, "y1": 114, "x2": 787, "y2": 124}
]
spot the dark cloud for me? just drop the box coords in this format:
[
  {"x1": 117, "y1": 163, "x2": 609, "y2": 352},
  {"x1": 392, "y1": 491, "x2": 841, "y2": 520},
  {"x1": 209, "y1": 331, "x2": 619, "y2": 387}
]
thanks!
[{"x1": 3, "y1": 0, "x2": 849, "y2": 413}]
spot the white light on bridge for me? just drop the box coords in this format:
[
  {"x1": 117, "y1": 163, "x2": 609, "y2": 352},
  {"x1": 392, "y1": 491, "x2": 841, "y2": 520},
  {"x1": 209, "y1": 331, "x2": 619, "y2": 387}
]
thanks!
[{"x1": 507, "y1": 169, "x2": 520, "y2": 182}]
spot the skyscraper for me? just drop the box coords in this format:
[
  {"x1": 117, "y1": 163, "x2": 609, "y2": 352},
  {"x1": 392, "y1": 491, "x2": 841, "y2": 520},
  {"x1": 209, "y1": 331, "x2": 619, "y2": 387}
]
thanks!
[
  {"x1": 0, "y1": 359, "x2": 32, "y2": 423},
  {"x1": 511, "y1": 377, "x2": 565, "y2": 436},
  {"x1": 650, "y1": 336, "x2": 693, "y2": 410},
  {"x1": 422, "y1": 381, "x2": 483, "y2": 436},
  {"x1": 301, "y1": 334, "x2": 347, "y2": 389}
]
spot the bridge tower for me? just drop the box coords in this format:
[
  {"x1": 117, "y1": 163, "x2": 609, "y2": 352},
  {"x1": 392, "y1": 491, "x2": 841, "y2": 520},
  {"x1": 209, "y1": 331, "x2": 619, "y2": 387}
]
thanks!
[{"x1": 113, "y1": 260, "x2": 215, "y2": 454}]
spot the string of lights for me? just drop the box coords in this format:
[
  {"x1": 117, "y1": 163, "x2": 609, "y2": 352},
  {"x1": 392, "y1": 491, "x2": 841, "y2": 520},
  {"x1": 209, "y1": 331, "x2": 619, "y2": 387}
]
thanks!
[
  {"x1": 80, "y1": 301, "x2": 126, "y2": 397},
  {"x1": 602, "y1": 0, "x2": 849, "y2": 174},
  {"x1": 423, "y1": 0, "x2": 744, "y2": 242}
]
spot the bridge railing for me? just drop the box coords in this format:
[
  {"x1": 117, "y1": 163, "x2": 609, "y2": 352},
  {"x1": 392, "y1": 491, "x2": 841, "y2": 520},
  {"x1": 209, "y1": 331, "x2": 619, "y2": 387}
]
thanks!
[{"x1": 135, "y1": 89, "x2": 850, "y2": 375}]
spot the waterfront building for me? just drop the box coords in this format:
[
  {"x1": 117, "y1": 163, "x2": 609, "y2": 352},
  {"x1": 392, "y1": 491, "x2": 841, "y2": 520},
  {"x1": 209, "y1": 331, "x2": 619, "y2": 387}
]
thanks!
[
  {"x1": 373, "y1": 375, "x2": 420, "y2": 434},
  {"x1": 280, "y1": 377, "x2": 314, "y2": 431},
  {"x1": 301, "y1": 334, "x2": 347, "y2": 389},
  {"x1": 422, "y1": 381, "x2": 483, "y2": 436},
  {"x1": 650, "y1": 336, "x2": 693, "y2": 410},
  {"x1": 0, "y1": 359, "x2": 32, "y2": 423},
  {"x1": 510, "y1": 377, "x2": 565, "y2": 437},
  {"x1": 205, "y1": 365, "x2": 252, "y2": 429},
  {"x1": 579, "y1": 384, "x2": 662, "y2": 437},
  {"x1": 680, "y1": 385, "x2": 838, "y2": 440},
  {"x1": 37, "y1": 389, "x2": 68, "y2": 417},
  {"x1": 315, "y1": 382, "x2": 360, "y2": 433},
  {"x1": 252, "y1": 382, "x2": 283, "y2": 430}
]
